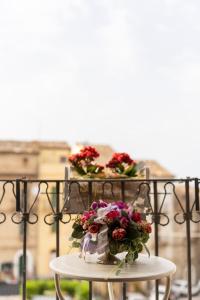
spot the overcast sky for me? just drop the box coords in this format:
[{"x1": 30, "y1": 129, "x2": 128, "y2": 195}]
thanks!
[{"x1": 0, "y1": 0, "x2": 200, "y2": 177}]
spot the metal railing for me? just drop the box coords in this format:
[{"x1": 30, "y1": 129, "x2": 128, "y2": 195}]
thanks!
[{"x1": 0, "y1": 177, "x2": 199, "y2": 300}]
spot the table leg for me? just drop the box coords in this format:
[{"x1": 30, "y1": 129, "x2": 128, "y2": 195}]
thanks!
[
  {"x1": 108, "y1": 282, "x2": 115, "y2": 300},
  {"x1": 54, "y1": 274, "x2": 65, "y2": 300},
  {"x1": 163, "y1": 276, "x2": 171, "y2": 300}
]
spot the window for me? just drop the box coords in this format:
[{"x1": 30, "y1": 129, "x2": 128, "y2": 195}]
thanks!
[
  {"x1": 23, "y1": 157, "x2": 28, "y2": 165},
  {"x1": 60, "y1": 156, "x2": 67, "y2": 163}
]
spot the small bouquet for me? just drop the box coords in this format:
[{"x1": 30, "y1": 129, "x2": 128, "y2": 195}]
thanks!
[
  {"x1": 106, "y1": 152, "x2": 137, "y2": 177},
  {"x1": 71, "y1": 200, "x2": 151, "y2": 266},
  {"x1": 68, "y1": 146, "x2": 104, "y2": 177}
]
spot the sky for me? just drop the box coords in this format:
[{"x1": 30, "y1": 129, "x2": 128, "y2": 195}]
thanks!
[{"x1": 0, "y1": 0, "x2": 200, "y2": 177}]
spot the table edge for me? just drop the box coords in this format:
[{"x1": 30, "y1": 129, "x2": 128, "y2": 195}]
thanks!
[{"x1": 49, "y1": 254, "x2": 176, "y2": 282}]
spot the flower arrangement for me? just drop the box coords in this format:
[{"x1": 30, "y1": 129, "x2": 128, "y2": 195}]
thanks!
[
  {"x1": 68, "y1": 146, "x2": 139, "y2": 178},
  {"x1": 71, "y1": 200, "x2": 151, "y2": 266},
  {"x1": 68, "y1": 146, "x2": 104, "y2": 176},
  {"x1": 106, "y1": 152, "x2": 137, "y2": 177}
]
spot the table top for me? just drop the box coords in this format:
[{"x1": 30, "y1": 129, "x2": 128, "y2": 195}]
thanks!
[{"x1": 49, "y1": 253, "x2": 176, "y2": 282}]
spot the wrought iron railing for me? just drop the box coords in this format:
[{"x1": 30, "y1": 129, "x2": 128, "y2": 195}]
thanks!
[{"x1": 0, "y1": 177, "x2": 199, "y2": 300}]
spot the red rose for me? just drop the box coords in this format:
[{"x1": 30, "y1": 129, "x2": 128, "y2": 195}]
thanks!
[
  {"x1": 112, "y1": 228, "x2": 126, "y2": 240},
  {"x1": 139, "y1": 221, "x2": 152, "y2": 234},
  {"x1": 88, "y1": 224, "x2": 100, "y2": 234},
  {"x1": 132, "y1": 212, "x2": 141, "y2": 223},
  {"x1": 145, "y1": 223, "x2": 152, "y2": 233},
  {"x1": 106, "y1": 210, "x2": 120, "y2": 220}
]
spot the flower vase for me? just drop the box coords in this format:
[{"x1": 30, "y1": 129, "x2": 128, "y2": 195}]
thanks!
[{"x1": 97, "y1": 250, "x2": 120, "y2": 265}]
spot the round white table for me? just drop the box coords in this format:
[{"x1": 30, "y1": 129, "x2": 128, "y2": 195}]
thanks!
[{"x1": 49, "y1": 253, "x2": 176, "y2": 300}]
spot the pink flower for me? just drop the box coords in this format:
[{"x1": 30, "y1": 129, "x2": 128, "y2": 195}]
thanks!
[
  {"x1": 132, "y1": 212, "x2": 141, "y2": 223},
  {"x1": 98, "y1": 200, "x2": 108, "y2": 208},
  {"x1": 81, "y1": 210, "x2": 96, "y2": 223},
  {"x1": 91, "y1": 202, "x2": 98, "y2": 210},
  {"x1": 112, "y1": 228, "x2": 126, "y2": 240},
  {"x1": 115, "y1": 201, "x2": 128, "y2": 210},
  {"x1": 120, "y1": 217, "x2": 129, "y2": 228}
]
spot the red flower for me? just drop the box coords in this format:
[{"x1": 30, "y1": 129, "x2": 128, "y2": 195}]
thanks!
[
  {"x1": 132, "y1": 212, "x2": 142, "y2": 223},
  {"x1": 106, "y1": 152, "x2": 135, "y2": 168},
  {"x1": 81, "y1": 210, "x2": 96, "y2": 223},
  {"x1": 68, "y1": 154, "x2": 78, "y2": 163},
  {"x1": 80, "y1": 215, "x2": 88, "y2": 223},
  {"x1": 112, "y1": 228, "x2": 126, "y2": 240},
  {"x1": 80, "y1": 146, "x2": 99, "y2": 159},
  {"x1": 106, "y1": 210, "x2": 120, "y2": 220},
  {"x1": 68, "y1": 153, "x2": 85, "y2": 163},
  {"x1": 113, "y1": 153, "x2": 133, "y2": 164},
  {"x1": 88, "y1": 223, "x2": 100, "y2": 234},
  {"x1": 145, "y1": 223, "x2": 152, "y2": 233}
]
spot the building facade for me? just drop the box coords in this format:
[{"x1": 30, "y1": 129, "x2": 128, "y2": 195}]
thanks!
[
  {"x1": 0, "y1": 140, "x2": 198, "y2": 284},
  {"x1": 0, "y1": 140, "x2": 70, "y2": 280}
]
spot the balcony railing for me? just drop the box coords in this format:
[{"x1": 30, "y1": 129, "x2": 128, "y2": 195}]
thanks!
[{"x1": 0, "y1": 177, "x2": 199, "y2": 300}]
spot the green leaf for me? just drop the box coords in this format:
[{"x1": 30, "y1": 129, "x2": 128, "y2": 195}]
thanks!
[
  {"x1": 109, "y1": 241, "x2": 119, "y2": 255},
  {"x1": 87, "y1": 165, "x2": 97, "y2": 173},
  {"x1": 71, "y1": 225, "x2": 85, "y2": 239},
  {"x1": 121, "y1": 210, "x2": 128, "y2": 217},
  {"x1": 125, "y1": 251, "x2": 135, "y2": 264},
  {"x1": 74, "y1": 165, "x2": 87, "y2": 175},
  {"x1": 124, "y1": 165, "x2": 137, "y2": 177},
  {"x1": 127, "y1": 223, "x2": 141, "y2": 239},
  {"x1": 72, "y1": 241, "x2": 81, "y2": 248},
  {"x1": 137, "y1": 243, "x2": 143, "y2": 252},
  {"x1": 115, "y1": 260, "x2": 125, "y2": 276},
  {"x1": 141, "y1": 233, "x2": 149, "y2": 243},
  {"x1": 116, "y1": 164, "x2": 124, "y2": 174}
]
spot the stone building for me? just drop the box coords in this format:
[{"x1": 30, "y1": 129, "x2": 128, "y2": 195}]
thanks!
[{"x1": 0, "y1": 140, "x2": 70, "y2": 281}]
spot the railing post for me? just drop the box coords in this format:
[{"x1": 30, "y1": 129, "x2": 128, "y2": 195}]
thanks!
[
  {"x1": 16, "y1": 179, "x2": 21, "y2": 212},
  {"x1": 185, "y1": 179, "x2": 192, "y2": 300},
  {"x1": 56, "y1": 182, "x2": 60, "y2": 300},
  {"x1": 195, "y1": 178, "x2": 199, "y2": 211},
  {"x1": 22, "y1": 181, "x2": 27, "y2": 300},
  {"x1": 153, "y1": 181, "x2": 159, "y2": 300}
]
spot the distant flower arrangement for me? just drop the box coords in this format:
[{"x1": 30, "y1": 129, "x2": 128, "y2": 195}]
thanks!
[
  {"x1": 68, "y1": 146, "x2": 139, "y2": 178},
  {"x1": 68, "y1": 146, "x2": 104, "y2": 176},
  {"x1": 106, "y1": 152, "x2": 137, "y2": 177},
  {"x1": 71, "y1": 200, "x2": 151, "y2": 266}
]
